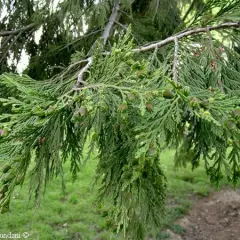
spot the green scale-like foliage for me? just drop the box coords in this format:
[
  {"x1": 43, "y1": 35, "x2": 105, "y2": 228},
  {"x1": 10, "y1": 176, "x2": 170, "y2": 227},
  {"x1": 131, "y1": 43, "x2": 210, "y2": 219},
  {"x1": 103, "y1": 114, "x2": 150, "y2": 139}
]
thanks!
[
  {"x1": 1, "y1": 0, "x2": 240, "y2": 239},
  {"x1": 0, "y1": 31, "x2": 240, "y2": 238}
]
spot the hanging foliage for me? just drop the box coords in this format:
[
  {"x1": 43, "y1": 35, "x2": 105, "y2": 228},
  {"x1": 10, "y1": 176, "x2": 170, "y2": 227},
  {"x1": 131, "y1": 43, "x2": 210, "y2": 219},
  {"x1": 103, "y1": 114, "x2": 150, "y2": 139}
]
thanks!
[{"x1": 0, "y1": 0, "x2": 240, "y2": 239}]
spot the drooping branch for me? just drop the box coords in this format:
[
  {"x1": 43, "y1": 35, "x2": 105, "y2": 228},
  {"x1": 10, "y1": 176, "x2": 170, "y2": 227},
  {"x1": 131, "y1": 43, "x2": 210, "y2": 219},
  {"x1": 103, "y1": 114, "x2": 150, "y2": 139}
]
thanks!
[
  {"x1": 101, "y1": 0, "x2": 120, "y2": 46},
  {"x1": 0, "y1": 31, "x2": 23, "y2": 64},
  {"x1": 75, "y1": 0, "x2": 120, "y2": 88},
  {"x1": 0, "y1": 23, "x2": 35, "y2": 37},
  {"x1": 133, "y1": 22, "x2": 240, "y2": 52}
]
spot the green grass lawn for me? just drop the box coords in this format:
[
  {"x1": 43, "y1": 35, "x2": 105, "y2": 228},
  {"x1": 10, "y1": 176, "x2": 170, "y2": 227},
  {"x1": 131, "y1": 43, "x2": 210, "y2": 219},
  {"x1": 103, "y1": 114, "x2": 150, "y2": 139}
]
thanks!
[{"x1": 0, "y1": 150, "x2": 231, "y2": 240}]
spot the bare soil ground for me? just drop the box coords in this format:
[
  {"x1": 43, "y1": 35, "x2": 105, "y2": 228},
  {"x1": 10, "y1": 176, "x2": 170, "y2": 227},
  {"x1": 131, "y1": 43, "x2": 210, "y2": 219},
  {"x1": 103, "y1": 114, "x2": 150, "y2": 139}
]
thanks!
[{"x1": 173, "y1": 188, "x2": 240, "y2": 240}]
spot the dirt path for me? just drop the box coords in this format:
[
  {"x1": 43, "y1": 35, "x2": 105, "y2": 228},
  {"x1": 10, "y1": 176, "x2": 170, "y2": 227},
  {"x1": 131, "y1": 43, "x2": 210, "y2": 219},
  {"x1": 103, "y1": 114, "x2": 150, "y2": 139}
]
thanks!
[{"x1": 172, "y1": 188, "x2": 240, "y2": 240}]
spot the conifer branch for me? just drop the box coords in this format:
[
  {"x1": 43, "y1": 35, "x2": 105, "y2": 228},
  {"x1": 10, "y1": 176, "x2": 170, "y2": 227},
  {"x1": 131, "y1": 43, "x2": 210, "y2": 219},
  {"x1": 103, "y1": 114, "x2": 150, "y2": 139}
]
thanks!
[
  {"x1": 101, "y1": 0, "x2": 120, "y2": 45},
  {"x1": 0, "y1": 23, "x2": 35, "y2": 37},
  {"x1": 0, "y1": 35, "x2": 13, "y2": 49},
  {"x1": 133, "y1": 22, "x2": 240, "y2": 52},
  {"x1": 75, "y1": 20, "x2": 240, "y2": 89},
  {"x1": 75, "y1": 0, "x2": 120, "y2": 88},
  {"x1": 0, "y1": 31, "x2": 23, "y2": 63},
  {"x1": 76, "y1": 21, "x2": 240, "y2": 88}
]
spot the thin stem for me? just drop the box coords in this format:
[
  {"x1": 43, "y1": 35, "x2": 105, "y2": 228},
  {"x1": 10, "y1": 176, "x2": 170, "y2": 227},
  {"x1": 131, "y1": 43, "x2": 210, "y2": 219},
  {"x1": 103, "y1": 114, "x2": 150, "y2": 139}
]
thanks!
[
  {"x1": 0, "y1": 23, "x2": 35, "y2": 37},
  {"x1": 0, "y1": 31, "x2": 23, "y2": 63},
  {"x1": 133, "y1": 22, "x2": 240, "y2": 52}
]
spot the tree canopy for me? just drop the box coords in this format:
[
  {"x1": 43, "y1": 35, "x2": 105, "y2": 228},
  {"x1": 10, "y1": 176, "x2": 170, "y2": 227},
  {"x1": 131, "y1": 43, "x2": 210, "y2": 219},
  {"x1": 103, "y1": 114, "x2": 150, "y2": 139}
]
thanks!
[{"x1": 0, "y1": 0, "x2": 240, "y2": 239}]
